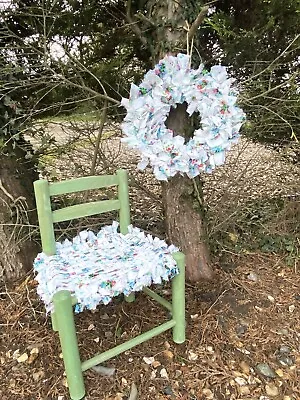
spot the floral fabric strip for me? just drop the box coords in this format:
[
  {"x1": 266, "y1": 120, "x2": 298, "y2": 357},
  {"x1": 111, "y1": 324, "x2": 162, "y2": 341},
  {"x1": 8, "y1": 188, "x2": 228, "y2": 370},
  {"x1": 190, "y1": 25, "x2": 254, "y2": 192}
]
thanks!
[
  {"x1": 121, "y1": 53, "x2": 246, "y2": 180},
  {"x1": 33, "y1": 222, "x2": 179, "y2": 313}
]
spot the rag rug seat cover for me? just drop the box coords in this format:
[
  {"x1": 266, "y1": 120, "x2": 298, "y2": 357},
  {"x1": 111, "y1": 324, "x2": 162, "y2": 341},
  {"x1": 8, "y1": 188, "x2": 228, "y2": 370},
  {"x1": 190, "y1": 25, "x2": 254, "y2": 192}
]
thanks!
[{"x1": 34, "y1": 222, "x2": 179, "y2": 313}]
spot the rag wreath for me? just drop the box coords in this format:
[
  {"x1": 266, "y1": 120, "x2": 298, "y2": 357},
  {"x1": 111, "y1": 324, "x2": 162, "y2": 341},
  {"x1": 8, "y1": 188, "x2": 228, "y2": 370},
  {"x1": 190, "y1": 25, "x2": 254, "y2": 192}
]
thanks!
[{"x1": 121, "y1": 53, "x2": 246, "y2": 181}]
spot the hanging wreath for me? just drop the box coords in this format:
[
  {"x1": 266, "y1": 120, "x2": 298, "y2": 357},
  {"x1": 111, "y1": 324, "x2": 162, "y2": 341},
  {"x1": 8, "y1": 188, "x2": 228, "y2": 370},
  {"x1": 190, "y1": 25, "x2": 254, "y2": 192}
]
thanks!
[{"x1": 121, "y1": 53, "x2": 245, "y2": 181}]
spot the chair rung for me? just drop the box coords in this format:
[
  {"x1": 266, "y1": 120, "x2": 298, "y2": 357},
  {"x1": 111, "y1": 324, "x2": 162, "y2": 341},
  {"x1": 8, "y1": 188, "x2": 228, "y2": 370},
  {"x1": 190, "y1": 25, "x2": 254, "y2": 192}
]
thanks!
[
  {"x1": 142, "y1": 287, "x2": 172, "y2": 312},
  {"x1": 81, "y1": 320, "x2": 176, "y2": 372}
]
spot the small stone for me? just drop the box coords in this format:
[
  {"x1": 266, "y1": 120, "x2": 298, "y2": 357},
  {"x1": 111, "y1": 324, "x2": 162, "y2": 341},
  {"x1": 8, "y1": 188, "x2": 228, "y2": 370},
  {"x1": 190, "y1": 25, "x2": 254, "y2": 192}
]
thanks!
[
  {"x1": 278, "y1": 355, "x2": 294, "y2": 366},
  {"x1": 143, "y1": 356, "x2": 155, "y2": 365},
  {"x1": 255, "y1": 363, "x2": 277, "y2": 378},
  {"x1": 235, "y1": 377, "x2": 247, "y2": 386},
  {"x1": 163, "y1": 386, "x2": 174, "y2": 396},
  {"x1": 267, "y1": 295, "x2": 275, "y2": 303},
  {"x1": 206, "y1": 346, "x2": 214, "y2": 353},
  {"x1": 160, "y1": 368, "x2": 169, "y2": 379},
  {"x1": 288, "y1": 305, "x2": 295, "y2": 313},
  {"x1": 94, "y1": 337, "x2": 100, "y2": 343},
  {"x1": 202, "y1": 388, "x2": 214, "y2": 399},
  {"x1": 279, "y1": 345, "x2": 291, "y2": 354},
  {"x1": 188, "y1": 350, "x2": 198, "y2": 361},
  {"x1": 32, "y1": 370, "x2": 45, "y2": 382},
  {"x1": 87, "y1": 324, "x2": 95, "y2": 330},
  {"x1": 247, "y1": 272, "x2": 258, "y2": 282},
  {"x1": 164, "y1": 341, "x2": 171, "y2": 349},
  {"x1": 236, "y1": 324, "x2": 248, "y2": 336},
  {"x1": 239, "y1": 361, "x2": 250, "y2": 375},
  {"x1": 265, "y1": 383, "x2": 279, "y2": 397},
  {"x1": 190, "y1": 313, "x2": 199, "y2": 319},
  {"x1": 121, "y1": 377, "x2": 127, "y2": 386},
  {"x1": 17, "y1": 353, "x2": 28, "y2": 363},
  {"x1": 175, "y1": 369, "x2": 182, "y2": 378},
  {"x1": 163, "y1": 350, "x2": 174, "y2": 359}
]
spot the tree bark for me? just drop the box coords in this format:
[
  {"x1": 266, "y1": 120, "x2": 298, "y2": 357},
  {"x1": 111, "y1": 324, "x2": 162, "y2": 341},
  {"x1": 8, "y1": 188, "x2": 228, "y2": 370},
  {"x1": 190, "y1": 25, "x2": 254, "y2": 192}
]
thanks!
[
  {"x1": 143, "y1": 0, "x2": 214, "y2": 281},
  {"x1": 163, "y1": 104, "x2": 214, "y2": 281},
  {"x1": 0, "y1": 144, "x2": 39, "y2": 282}
]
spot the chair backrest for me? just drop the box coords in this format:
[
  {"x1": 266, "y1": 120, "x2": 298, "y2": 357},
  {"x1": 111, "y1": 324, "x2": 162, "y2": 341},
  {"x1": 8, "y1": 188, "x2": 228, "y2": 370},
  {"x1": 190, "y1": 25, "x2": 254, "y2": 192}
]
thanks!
[{"x1": 34, "y1": 169, "x2": 130, "y2": 256}]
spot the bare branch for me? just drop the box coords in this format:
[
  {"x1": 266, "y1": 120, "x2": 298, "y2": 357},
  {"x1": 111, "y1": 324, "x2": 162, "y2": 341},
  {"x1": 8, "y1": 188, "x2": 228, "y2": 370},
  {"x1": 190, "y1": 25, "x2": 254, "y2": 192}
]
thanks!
[
  {"x1": 90, "y1": 100, "x2": 108, "y2": 175},
  {"x1": 188, "y1": 6, "x2": 209, "y2": 41},
  {"x1": 125, "y1": 0, "x2": 148, "y2": 47}
]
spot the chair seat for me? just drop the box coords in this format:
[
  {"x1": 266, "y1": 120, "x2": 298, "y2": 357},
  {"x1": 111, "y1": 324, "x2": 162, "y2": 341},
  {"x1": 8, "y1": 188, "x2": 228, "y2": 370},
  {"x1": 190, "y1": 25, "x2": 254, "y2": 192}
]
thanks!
[{"x1": 34, "y1": 222, "x2": 179, "y2": 312}]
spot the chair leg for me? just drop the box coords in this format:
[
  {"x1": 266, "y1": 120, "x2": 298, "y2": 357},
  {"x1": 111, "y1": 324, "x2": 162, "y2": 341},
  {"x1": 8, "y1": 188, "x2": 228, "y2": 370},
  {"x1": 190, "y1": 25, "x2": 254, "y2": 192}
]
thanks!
[
  {"x1": 171, "y1": 252, "x2": 186, "y2": 344},
  {"x1": 51, "y1": 312, "x2": 58, "y2": 331},
  {"x1": 125, "y1": 293, "x2": 135, "y2": 303},
  {"x1": 53, "y1": 290, "x2": 85, "y2": 400}
]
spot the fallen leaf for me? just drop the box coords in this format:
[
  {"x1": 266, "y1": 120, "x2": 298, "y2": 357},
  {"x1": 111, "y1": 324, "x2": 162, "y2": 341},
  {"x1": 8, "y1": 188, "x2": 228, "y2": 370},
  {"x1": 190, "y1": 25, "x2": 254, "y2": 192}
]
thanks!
[
  {"x1": 92, "y1": 365, "x2": 115, "y2": 376},
  {"x1": 160, "y1": 368, "x2": 169, "y2": 379},
  {"x1": 32, "y1": 370, "x2": 45, "y2": 382},
  {"x1": 188, "y1": 350, "x2": 198, "y2": 361},
  {"x1": 163, "y1": 350, "x2": 174, "y2": 359},
  {"x1": 128, "y1": 382, "x2": 138, "y2": 400},
  {"x1": 152, "y1": 360, "x2": 161, "y2": 368},
  {"x1": 17, "y1": 353, "x2": 28, "y2": 363},
  {"x1": 265, "y1": 383, "x2": 279, "y2": 397}
]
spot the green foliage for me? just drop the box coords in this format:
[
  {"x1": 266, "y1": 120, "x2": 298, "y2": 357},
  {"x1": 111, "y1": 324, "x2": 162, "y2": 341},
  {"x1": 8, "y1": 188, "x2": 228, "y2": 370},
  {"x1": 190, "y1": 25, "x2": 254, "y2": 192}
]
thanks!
[
  {"x1": 0, "y1": 94, "x2": 22, "y2": 151},
  {"x1": 196, "y1": 0, "x2": 300, "y2": 148}
]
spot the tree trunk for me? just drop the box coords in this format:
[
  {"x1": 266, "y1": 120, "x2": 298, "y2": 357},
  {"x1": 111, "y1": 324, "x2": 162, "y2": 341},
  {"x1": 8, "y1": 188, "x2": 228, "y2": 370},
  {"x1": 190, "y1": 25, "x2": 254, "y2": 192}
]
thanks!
[
  {"x1": 0, "y1": 144, "x2": 39, "y2": 282},
  {"x1": 144, "y1": 0, "x2": 214, "y2": 281}
]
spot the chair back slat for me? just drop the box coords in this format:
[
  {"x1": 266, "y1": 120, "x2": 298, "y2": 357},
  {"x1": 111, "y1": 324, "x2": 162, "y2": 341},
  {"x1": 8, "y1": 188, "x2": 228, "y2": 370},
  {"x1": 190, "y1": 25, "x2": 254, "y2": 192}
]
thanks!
[
  {"x1": 49, "y1": 175, "x2": 119, "y2": 196},
  {"x1": 52, "y1": 199, "x2": 121, "y2": 223},
  {"x1": 34, "y1": 170, "x2": 131, "y2": 255}
]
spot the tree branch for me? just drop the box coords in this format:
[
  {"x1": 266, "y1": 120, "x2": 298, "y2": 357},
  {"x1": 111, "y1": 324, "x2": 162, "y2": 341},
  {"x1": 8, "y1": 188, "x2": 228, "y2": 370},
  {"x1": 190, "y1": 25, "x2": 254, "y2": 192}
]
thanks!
[
  {"x1": 188, "y1": 6, "x2": 209, "y2": 41},
  {"x1": 126, "y1": 0, "x2": 148, "y2": 46}
]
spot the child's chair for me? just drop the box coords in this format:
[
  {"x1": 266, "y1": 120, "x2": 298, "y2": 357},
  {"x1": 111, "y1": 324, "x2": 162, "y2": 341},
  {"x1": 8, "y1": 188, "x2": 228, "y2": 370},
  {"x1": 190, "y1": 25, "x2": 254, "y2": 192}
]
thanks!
[{"x1": 33, "y1": 169, "x2": 185, "y2": 400}]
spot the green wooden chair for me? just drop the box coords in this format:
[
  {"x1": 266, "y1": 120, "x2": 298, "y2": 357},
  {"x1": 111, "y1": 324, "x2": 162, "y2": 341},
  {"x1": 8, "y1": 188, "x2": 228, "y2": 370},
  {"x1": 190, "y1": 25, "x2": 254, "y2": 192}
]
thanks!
[{"x1": 33, "y1": 169, "x2": 185, "y2": 400}]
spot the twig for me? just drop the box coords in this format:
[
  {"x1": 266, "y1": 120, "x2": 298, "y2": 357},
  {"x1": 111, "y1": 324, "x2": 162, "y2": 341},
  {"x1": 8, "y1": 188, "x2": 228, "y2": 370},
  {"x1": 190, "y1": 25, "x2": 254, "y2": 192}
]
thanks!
[
  {"x1": 135, "y1": 11, "x2": 155, "y2": 27},
  {"x1": 90, "y1": 100, "x2": 108, "y2": 175},
  {"x1": 187, "y1": 6, "x2": 209, "y2": 41},
  {"x1": 126, "y1": 0, "x2": 148, "y2": 47}
]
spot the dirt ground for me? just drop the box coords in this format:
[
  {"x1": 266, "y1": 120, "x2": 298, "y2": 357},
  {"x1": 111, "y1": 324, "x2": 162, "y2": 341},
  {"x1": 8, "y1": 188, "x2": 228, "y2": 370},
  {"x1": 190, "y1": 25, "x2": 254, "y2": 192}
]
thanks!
[
  {"x1": 1, "y1": 127, "x2": 299, "y2": 400},
  {"x1": 0, "y1": 253, "x2": 299, "y2": 400}
]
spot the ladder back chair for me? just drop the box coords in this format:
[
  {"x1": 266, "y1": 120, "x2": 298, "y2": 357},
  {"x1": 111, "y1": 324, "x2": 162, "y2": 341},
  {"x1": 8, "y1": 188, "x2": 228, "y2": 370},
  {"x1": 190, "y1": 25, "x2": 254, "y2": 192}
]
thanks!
[{"x1": 33, "y1": 169, "x2": 185, "y2": 400}]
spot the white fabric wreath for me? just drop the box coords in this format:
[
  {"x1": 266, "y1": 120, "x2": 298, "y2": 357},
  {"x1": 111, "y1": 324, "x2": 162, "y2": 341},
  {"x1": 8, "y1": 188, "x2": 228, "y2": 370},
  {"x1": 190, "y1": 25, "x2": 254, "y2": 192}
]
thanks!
[{"x1": 121, "y1": 53, "x2": 246, "y2": 181}]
